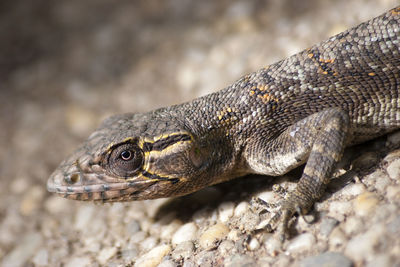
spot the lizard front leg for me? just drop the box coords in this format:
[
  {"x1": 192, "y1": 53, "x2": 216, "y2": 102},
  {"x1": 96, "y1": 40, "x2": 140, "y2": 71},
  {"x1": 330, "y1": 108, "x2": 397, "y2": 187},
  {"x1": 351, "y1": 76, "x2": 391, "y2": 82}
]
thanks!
[{"x1": 245, "y1": 108, "x2": 350, "y2": 240}]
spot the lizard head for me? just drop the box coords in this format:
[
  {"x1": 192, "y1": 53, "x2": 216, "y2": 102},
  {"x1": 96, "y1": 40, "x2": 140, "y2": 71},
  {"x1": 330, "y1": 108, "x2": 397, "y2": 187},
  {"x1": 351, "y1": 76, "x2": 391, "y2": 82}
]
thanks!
[{"x1": 47, "y1": 111, "x2": 222, "y2": 202}]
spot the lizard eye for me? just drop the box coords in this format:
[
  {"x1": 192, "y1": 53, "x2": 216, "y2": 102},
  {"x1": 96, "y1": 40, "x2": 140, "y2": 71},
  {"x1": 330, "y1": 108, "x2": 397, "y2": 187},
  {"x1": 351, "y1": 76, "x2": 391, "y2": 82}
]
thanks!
[{"x1": 108, "y1": 143, "x2": 143, "y2": 177}]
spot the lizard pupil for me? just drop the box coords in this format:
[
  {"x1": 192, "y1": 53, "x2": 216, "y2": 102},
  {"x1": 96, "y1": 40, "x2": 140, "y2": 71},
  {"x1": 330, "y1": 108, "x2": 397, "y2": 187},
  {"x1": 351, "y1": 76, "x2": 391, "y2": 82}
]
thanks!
[{"x1": 120, "y1": 150, "x2": 133, "y2": 161}]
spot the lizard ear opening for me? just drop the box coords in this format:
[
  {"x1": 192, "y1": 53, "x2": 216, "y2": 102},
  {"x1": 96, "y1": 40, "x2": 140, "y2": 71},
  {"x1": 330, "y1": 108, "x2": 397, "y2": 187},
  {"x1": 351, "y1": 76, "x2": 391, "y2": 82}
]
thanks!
[{"x1": 107, "y1": 143, "x2": 144, "y2": 178}]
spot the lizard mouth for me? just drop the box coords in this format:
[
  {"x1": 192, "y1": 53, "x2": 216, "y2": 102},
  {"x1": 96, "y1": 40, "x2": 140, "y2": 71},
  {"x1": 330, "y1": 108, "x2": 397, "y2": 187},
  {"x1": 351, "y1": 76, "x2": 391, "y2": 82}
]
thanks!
[{"x1": 47, "y1": 169, "x2": 157, "y2": 202}]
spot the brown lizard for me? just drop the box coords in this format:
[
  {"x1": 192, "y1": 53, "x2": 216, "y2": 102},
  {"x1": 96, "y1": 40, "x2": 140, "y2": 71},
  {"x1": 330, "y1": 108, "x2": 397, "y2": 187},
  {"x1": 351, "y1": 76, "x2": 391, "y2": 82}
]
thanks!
[{"x1": 47, "y1": 6, "x2": 400, "y2": 239}]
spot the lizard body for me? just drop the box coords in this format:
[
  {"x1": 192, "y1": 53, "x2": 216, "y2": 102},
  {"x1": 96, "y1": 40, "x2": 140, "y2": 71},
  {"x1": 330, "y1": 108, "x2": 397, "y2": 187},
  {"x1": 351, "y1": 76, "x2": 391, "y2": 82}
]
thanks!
[{"x1": 48, "y1": 7, "x2": 400, "y2": 237}]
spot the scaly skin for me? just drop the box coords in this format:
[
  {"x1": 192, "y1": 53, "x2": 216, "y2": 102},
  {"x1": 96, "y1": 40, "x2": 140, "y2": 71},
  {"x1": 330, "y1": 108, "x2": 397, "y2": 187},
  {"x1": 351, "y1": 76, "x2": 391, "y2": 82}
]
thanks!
[{"x1": 47, "y1": 7, "x2": 400, "y2": 239}]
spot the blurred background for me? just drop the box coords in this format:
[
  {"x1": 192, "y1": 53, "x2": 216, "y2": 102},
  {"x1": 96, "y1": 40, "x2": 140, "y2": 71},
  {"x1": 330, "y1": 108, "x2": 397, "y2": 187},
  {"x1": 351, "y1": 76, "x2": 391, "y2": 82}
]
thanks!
[{"x1": 0, "y1": 0, "x2": 397, "y2": 266}]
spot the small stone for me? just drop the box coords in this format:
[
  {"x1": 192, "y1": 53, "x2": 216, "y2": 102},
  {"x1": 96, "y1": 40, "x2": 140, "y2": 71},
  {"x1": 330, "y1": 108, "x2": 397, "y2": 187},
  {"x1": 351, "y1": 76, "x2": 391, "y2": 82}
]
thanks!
[
  {"x1": 329, "y1": 201, "x2": 353, "y2": 220},
  {"x1": 19, "y1": 186, "x2": 45, "y2": 216},
  {"x1": 218, "y1": 240, "x2": 235, "y2": 254},
  {"x1": 225, "y1": 254, "x2": 255, "y2": 267},
  {"x1": 234, "y1": 201, "x2": 249, "y2": 217},
  {"x1": 126, "y1": 220, "x2": 141, "y2": 235},
  {"x1": 387, "y1": 185, "x2": 400, "y2": 200},
  {"x1": 172, "y1": 223, "x2": 198, "y2": 245},
  {"x1": 128, "y1": 232, "x2": 147, "y2": 250},
  {"x1": 299, "y1": 252, "x2": 353, "y2": 267},
  {"x1": 353, "y1": 192, "x2": 380, "y2": 217},
  {"x1": 286, "y1": 232, "x2": 316, "y2": 253},
  {"x1": 218, "y1": 201, "x2": 235, "y2": 223},
  {"x1": 227, "y1": 229, "x2": 241, "y2": 241},
  {"x1": 1, "y1": 232, "x2": 42, "y2": 267},
  {"x1": 44, "y1": 196, "x2": 71, "y2": 214},
  {"x1": 31, "y1": 249, "x2": 48, "y2": 266},
  {"x1": 345, "y1": 224, "x2": 385, "y2": 262},
  {"x1": 158, "y1": 259, "x2": 178, "y2": 267},
  {"x1": 160, "y1": 220, "x2": 182, "y2": 240},
  {"x1": 64, "y1": 257, "x2": 92, "y2": 267},
  {"x1": 74, "y1": 205, "x2": 95, "y2": 231},
  {"x1": 374, "y1": 175, "x2": 391, "y2": 193},
  {"x1": 199, "y1": 223, "x2": 229, "y2": 249},
  {"x1": 140, "y1": 236, "x2": 158, "y2": 252},
  {"x1": 329, "y1": 227, "x2": 347, "y2": 248},
  {"x1": 319, "y1": 216, "x2": 339, "y2": 237},
  {"x1": 264, "y1": 235, "x2": 281, "y2": 256},
  {"x1": 386, "y1": 159, "x2": 400, "y2": 180},
  {"x1": 121, "y1": 248, "x2": 138, "y2": 262},
  {"x1": 97, "y1": 247, "x2": 118, "y2": 265},
  {"x1": 134, "y1": 244, "x2": 171, "y2": 267},
  {"x1": 340, "y1": 183, "x2": 366, "y2": 197},
  {"x1": 171, "y1": 241, "x2": 195, "y2": 260},
  {"x1": 342, "y1": 217, "x2": 363, "y2": 235},
  {"x1": 366, "y1": 254, "x2": 394, "y2": 267},
  {"x1": 247, "y1": 237, "x2": 260, "y2": 250}
]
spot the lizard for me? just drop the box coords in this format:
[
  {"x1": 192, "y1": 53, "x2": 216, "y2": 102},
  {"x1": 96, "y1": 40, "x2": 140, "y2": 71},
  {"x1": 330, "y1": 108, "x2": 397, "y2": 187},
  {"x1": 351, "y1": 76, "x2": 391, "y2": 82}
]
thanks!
[{"x1": 47, "y1": 6, "x2": 400, "y2": 239}]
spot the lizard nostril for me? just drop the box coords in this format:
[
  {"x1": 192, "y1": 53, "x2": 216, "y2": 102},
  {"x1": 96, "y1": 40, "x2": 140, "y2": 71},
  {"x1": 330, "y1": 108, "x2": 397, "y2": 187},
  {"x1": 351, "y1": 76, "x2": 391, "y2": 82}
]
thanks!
[{"x1": 68, "y1": 173, "x2": 80, "y2": 184}]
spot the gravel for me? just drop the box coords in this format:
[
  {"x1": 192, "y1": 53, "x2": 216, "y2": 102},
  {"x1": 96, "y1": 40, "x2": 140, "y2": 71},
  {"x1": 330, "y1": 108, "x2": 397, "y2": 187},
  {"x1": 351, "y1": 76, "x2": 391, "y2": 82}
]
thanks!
[{"x1": 1, "y1": 0, "x2": 399, "y2": 266}]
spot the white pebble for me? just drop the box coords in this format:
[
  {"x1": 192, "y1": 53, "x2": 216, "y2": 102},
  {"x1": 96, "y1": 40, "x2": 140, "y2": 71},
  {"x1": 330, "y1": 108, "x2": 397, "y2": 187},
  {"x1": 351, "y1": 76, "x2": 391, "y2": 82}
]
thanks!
[
  {"x1": 218, "y1": 202, "x2": 235, "y2": 223},
  {"x1": 172, "y1": 223, "x2": 198, "y2": 245},
  {"x1": 199, "y1": 223, "x2": 229, "y2": 249},
  {"x1": 234, "y1": 201, "x2": 249, "y2": 217},
  {"x1": 134, "y1": 244, "x2": 171, "y2": 267},
  {"x1": 247, "y1": 238, "x2": 260, "y2": 250},
  {"x1": 96, "y1": 247, "x2": 118, "y2": 265},
  {"x1": 286, "y1": 233, "x2": 316, "y2": 253},
  {"x1": 386, "y1": 159, "x2": 400, "y2": 180},
  {"x1": 345, "y1": 224, "x2": 385, "y2": 262}
]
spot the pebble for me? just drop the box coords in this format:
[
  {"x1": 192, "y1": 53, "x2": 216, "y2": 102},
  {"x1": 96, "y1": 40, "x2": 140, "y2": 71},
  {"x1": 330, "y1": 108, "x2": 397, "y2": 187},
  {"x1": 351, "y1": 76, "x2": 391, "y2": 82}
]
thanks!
[
  {"x1": 158, "y1": 259, "x2": 178, "y2": 267},
  {"x1": 329, "y1": 227, "x2": 347, "y2": 249},
  {"x1": 121, "y1": 248, "x2": 138, "y2": 262},
  {"x1": 44, "y1": 196, "x2": 71, "y2": 214},
  {"x1": 319, "y1": 216, "x2": 339, "y2": 237},
  {"x1": 374, "y1": 175, "x2": 391, "y2": 193},
  {"x1": 172, "y1": 222, "x2": 198, "y2": 245},
  {"x1": 286, "y1": 232, "x2": 316, "y2": 254},
  {"x1": 234, "y1": 201, "x2": 249, "y2": 217},
  {"x1": 199, "y1": 223, "x2": 229, "y2": 249},
  {"x1": 31, "y1": 248, "x2": 49, "y2": 266},
  {"x1": 342, "y1": 217, "x2": 363, "y2": 235},
  {"x1": 171, "y1": 241, "x2": 195, "y2": 260},
  {"x1": 64, "y1": 256, "x2": 92, "y2": 267},
  {"x1": 74, "y1": 205, "x2": 95, "y2": 231},
  {"x1": 366, "y1": 254, "x2": 394, "y2": 267},
  {"x1": 386, "y1": 159, "x2": 400, "y2": 180},
  {"x1": 134, "y1": 244, "x2": 171, "y2": 267},
  {"x1": 299, "y1": 252, "x2": 353, "y2": 267},
  {"x1": 97, "y1": 247, "x2": 118, "y2": 265},
  {"x1": 328, "y1": 201, "x2": 353, "y2": 220},
  {"x1": 218, "y1": 240, "x2": 235, "y2": 254},
  {"x1": 126, "y1": 220, "x2": 141, "y2": 235},
  {"x1": 218, "y1": 201, "x2": 235, "y2": 223},
  {"x1": 340, "y1": 183, "x2": 365, "y2": 197},
  {"x1": 140, "y1": 236, "x2": 158, "y2": 252},
  {"x1": 160, "y1": 220, "x2": 182, "y2": 240},
  {"x1": 247, "y1": 237, "x2": 260, "y2": 250},
  {"x1": 225, "y1": 254, "x2": 256, "y2": 267},
  {"x1": 353, "y1": 192, "x2": 380, "y2": 217},
  {"x1": 345, "y1": 224, "x2": 385, "y2": 262},
  {"x1": 1, "y1": 232, "x2": 42, "y2": 267},
  {"x1": 19, "y1": 185, "x2": 45, "y2": 216},
  {"x1": 264, "y1": 235, "x2": 281, "y2": 256}
]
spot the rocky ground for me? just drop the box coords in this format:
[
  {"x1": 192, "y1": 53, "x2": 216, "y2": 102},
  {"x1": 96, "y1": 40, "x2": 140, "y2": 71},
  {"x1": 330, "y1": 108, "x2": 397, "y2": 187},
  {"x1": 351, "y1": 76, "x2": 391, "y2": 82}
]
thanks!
[{"x1": 1, "y1": 0, "x2": 399, "y2": 266}]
